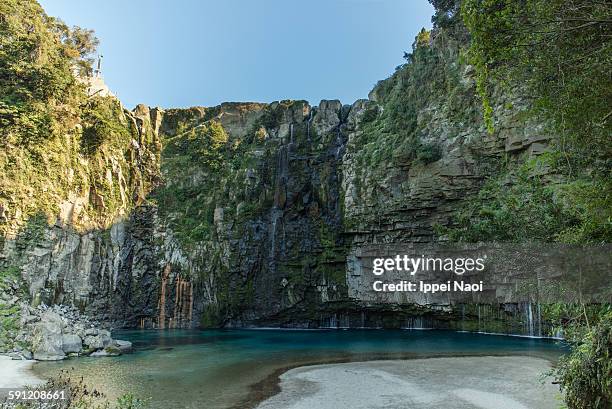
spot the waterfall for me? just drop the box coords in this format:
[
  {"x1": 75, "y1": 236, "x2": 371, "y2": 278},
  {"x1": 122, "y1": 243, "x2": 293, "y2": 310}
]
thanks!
[
  {"x1": 157, "y1": 264, "x2": 171, "y2": 329},
  {"x1": 537, "y1": 303, "x2": 542, "y2": 337},
  {"x1": 280, "y1": 144, "x2": 288, "y2": 179},
  {"x1": 306, "y1": 109, "x2": 314, "y2": 141},
  {"x1": 188, "y1": 282, "x2": 193, "y2": 326},
  {"x1": 522, "y1": 302, "x2": 543, "y2": 337},
  {"x1": 339, "y1": 314, "x2": 350, "y2": 329},
  {"x1": 273, "y1": 145, "x2": 289, "y2": 207},
  {"x1": 289, "y1": 123, "x2": 294, "y2": 144},
  {"x1": 269, "y1": 208, "x2": 282, "y2": 259},
  {"x1": 319, "y1": 313, "x2": 348, "y2": 329},
  {"x1": 526, "y1": 302, "x2": 535, "y2": 337},
  {"x1": 270, "y1": 143, "x2": 289, "y2": 259},
  {"x1": 403, "y1": 316, "x2": 433, "y2": 329},
  {"x1": 456, "y1": 302, "x2": 557, "y2": 338},
  {"x1": 334, "y1": 125, "x2": 343, "y2": 159}
]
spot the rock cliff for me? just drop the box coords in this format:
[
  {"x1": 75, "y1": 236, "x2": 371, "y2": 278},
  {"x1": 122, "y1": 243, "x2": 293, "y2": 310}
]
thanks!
[{"x1": 0, "y1": 3, "x2": 573, "y2": 352}]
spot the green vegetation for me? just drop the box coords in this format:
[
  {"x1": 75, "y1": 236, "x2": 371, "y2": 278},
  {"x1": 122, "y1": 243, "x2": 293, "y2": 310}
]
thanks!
[
  {"x1": 0, "y1": 266, "x2": 27, "y2": 351},
  {"x1": 444, "y1": 159, "x2": 612, "y2": 243},
  {"x1": 80, "y1": 98, "x2": 132, "y2": 156},
  {"x1": 155, "y1": 101, "x2": 348, "y2": 326},
  {"x1": 153, "y1": 119, "x2": 253, "y2": 247},
  {"x1": 462, "y1": 0, "x2": 611, "y2": 149},
  {"x1": 14, "y1": 213, "x2": 48, "y2": 249},
  {"x1": 154, "y1": 100, "x2": 318, "y2": 249},
  {"x1": 351, "y1": 27, "x2": 459, "y2": 173},
  {"x1": 431, "y1": 1, "x2": 612, "y2": 407},
  {"x1": 0, "y1": 0, "x2": 85, "y2": 144},
  {"x1": 2, "y1": 6, "x2": 609, "y2": 406},
  {"x1": 446, "y1": 0, "x2": 612, "y2": 244},
  {"x1": 0, "y1": 0, "x2": 156, "y2": 235},
  {"x1": 459, "y1": 0, "x2": 611, "y2": 238},
  {"x1": 558, "y1": 315, "x2": 611, "y2": 409},
  {"x1": 543, "y1": 305, "x2": 612, "y2": 409},
  {"x1": 152, "y1": 108, "x2": 271, "y2": 325},
  {"x1": 343, "y1": 18, "x2": 480, "y2": 231}
]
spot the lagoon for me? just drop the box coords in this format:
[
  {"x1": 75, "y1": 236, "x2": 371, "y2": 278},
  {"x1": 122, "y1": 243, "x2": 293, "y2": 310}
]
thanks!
[{"x1": 33, "y1": 329, "x2": 566, "y2": 409}]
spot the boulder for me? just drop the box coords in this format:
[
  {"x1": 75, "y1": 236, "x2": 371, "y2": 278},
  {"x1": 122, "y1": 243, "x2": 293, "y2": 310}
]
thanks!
[
  {"x1": 313, "y1": 100, "x2": 342, "y2": 135},
  {"x1": 61, "y1": 334, "x2": 83, "y2": 353},
  {"x1": 31, "y1": 311, "x2": 65, "y2": 361},
  {"x1": 114, "y1": 340, "x2": 132, "y2": 353},
  {"x1": 8, "y1": 351, "x2": 28, "y2": 360},
  {"x1": 83, "y1": 331, "x2": 111, "y2": 349},
  {"x1": 90, "y1": 345, "x2": 121, "y2": 357},
  {"x1": 104, "y1": 345, "x2": 121, "y2": 356}
]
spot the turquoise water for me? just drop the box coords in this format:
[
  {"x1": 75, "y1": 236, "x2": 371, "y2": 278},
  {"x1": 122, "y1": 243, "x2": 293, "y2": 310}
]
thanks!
[{"x1": 33, "y1": 329, "x2": 566, "y2": 409}]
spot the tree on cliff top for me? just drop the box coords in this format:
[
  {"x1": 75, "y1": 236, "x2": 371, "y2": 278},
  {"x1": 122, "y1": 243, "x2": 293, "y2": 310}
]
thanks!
[
  {"x1": 0, "y1": 0, "x2": 99, "y2": 144},
  {"x1": 51, "y1": 18, "x2": 100, "y2": 77},
  {"x1": 0, "y1": 1, "x2": 147, "y2": 234}
]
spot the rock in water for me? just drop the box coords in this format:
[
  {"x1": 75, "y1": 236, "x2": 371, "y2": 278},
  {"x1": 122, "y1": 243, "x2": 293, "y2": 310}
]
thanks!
[
  {"x1": 83, "y1": 330, "x2": 111, "y2": 349},
  {"x1": 61, "y1": 334, "x2": 83, "y2": 353},
  {"x1": 90, "y1": 345, "x2": 121, "y2": 357},
  {"x1": 114, "y1": 340, "x2": 133, "y2": 353},
  {"x1": 31, "y1": 311, "x2": 65, "y2": 361}
]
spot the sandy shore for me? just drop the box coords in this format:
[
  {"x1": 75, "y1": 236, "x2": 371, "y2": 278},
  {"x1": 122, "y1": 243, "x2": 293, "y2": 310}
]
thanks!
[
  {"x1": 0, "y1": 355, "x2": 45, "y2": 389},
  {"x1": 256, "y1": 356, "x2": 561, "y2": 409}
]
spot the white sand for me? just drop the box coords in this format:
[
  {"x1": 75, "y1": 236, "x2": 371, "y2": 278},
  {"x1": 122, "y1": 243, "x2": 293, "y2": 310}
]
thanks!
[
  {"x1": 0, "y1": 355, "x2": 44, "y2": 389},
  {"x1": 257, "y1": 356, "x2": 561, "y2": 409}
]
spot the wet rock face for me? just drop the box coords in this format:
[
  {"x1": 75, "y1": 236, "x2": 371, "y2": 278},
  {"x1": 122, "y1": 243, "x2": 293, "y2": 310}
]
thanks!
[
  {"x1": 2, "y1": 206, "x2": 160, "y2": 328},
  {"x1": 152, "y1": 100, "x2": 352, "y2": 327}
]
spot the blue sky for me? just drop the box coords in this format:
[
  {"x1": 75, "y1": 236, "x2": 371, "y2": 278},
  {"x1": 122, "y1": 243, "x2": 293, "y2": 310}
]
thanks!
[{"x1": 39, "y1": 0, "x2": 434, "y2": 109}]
